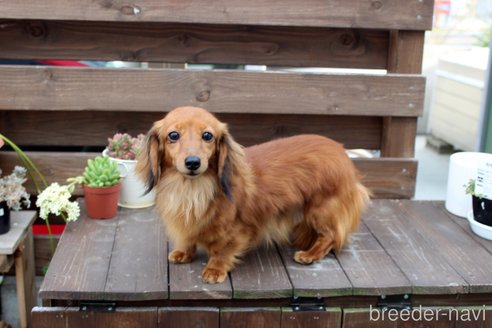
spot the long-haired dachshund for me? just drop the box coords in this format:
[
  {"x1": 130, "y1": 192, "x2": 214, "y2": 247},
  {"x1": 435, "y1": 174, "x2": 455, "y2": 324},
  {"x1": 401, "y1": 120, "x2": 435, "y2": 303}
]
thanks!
[{"x1": 136, "y1": 106, "x2": 370, "y2": 284}]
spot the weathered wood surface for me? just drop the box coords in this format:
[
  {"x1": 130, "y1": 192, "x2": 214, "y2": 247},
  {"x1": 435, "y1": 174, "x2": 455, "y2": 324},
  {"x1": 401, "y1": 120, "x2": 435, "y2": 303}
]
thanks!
[
  {"x1": 281, "y1": 307, "x2": 342, "y2": 328},
  {"x1": 2, "y1": 151, "x2": 417, "y2": 199},
  {"x1": 0, "y1": 20, "x2": 389, "y2": 68},
  {"x1": 0, "y1": 211, "x2": 36, "y2": 254},
  {"x1": 0, "y1": 66, "x2": 425, "y2": 117},
  {"x1": 0, "y1": 111, "x2": 382, "y2": 149},
  {"x1": 39, "y1": 200, "x2": 492, "y2": 303},
  {"x1": 0, "y1": 0, "x2": 434, "y2": 30}
]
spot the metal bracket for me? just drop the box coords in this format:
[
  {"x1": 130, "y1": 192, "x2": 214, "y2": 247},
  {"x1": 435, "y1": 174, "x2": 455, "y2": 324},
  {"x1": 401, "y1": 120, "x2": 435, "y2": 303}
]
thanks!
[
  {"x1": 79, "y1": 301, "x2": 116, "y2": 312},
  {"x1": 290, "y1": 297, "x2": 326, "y2": 312},
  {"x1": 377, "y1": 294, "x2": 412, "y2": 310}
]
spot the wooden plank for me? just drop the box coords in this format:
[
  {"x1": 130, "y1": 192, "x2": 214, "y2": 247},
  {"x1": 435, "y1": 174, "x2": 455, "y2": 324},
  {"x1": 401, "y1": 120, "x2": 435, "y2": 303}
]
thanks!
[
  {"x1": 65, "y1": 307, "x2": 158, "y2": 327},
  {"x1": 336, "y1": 222, "x2": 411, "y2": 296},
  {"x1": 281, "y1": 307, "x2": 342, "y2": 328},
  {"x1": 169, "y1": 248, "x2": 232, "y2": 300},
  {"x1": 0, "y1": 20, "x2": 389, "y2": 69},
  {"x1": 31, "y1": 307, "x2": 67, "y2": 328},
  {"x1": 0, "y1": 66, "x2": 425, "y2": 117},
  {"x1": 342, "y1": 308, "x2": 397, "y2": 328},
  {"x1": 2, "y1": 152, "x2": 415, "y2": 199},
  {"x1": 230, "y1": 246, "x2": 292, "y2": 299},
  {"x1": 278, "y1": 245, "x2": 352, "y2": 297},
  {"x1": 15, "y1": 229, "x2": 37, "y2": 328},
  {"x1": 159, "y1": 307, "x2": 219, "y2": 327},
  {"x1": 400, "y1": 201, "x2": 492, "y2": 293},
  {"x1": 380, "y1": 31, "x2": 425, "y2": 158},
  {"x1": 364, "y1": 200, "x2": 468, "y2": 294},
  {"x1": 104, "y1": 206, "x2": 168, "y2": 300},
  {"x1": 455, "y1": 306, "x2": 492, "y2": 328},
  {"x1": 39, "y1": 200, "x2": 118, "y2": 301},
  {"x1": 220, "y1": 308, "x2": 281, "y2": 328},
  {"x1": 0, "y1": 0, "x2": 434, "y2": 30},
  {"x1": 0, "y1": 111, "x2": 382, "y2": 149},
  {"x1": 0, "y1": 211, "x2": 36, "y2": 254},
  {"x1": 353, "y1": 158, "x2": 416, "y2": 199}
]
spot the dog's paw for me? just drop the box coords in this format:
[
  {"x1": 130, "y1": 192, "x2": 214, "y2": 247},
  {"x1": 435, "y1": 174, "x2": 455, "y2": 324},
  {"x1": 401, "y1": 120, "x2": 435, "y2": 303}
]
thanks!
[
  {"x1": 293, "y1": 250, "x2": 319, "y2": 265},
  {"x1": 168, "y1": 249, "x2": 193, "y2": 264},
  {"x1": 202, "y1": 267, "x2": 228, "y2": 284}
]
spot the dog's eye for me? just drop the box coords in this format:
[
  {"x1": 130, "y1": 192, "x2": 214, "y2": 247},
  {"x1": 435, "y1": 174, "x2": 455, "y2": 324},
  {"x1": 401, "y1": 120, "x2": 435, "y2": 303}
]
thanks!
[
  {"x1": 202, "y1": 132, "x2": 214, "y2": 142},
  {"x1": 168, "y1": 131, "x2": 180, "y2": 142}
]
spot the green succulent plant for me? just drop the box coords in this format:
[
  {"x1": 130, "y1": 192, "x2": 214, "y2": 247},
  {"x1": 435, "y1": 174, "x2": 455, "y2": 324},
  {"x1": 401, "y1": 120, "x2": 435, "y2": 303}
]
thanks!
[{"x1": 74, "y1": 156, "x2": 121, "y2": 187}]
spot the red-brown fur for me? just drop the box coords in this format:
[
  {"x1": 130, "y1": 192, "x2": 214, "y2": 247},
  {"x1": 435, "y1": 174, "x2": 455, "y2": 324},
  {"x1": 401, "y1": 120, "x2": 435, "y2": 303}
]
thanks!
[{"x1": 136, "y1": 106, "x2": 371, "y2": 284}]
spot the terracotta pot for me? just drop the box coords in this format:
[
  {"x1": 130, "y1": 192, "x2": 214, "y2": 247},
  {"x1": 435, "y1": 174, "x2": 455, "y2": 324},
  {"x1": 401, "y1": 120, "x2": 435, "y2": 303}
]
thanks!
[
  {"x1": 83, "y1": 184, "x2": 121, "y2": 219},
  {"x1": 0, "y1": 201, "x2": 10, "y2": 234}
]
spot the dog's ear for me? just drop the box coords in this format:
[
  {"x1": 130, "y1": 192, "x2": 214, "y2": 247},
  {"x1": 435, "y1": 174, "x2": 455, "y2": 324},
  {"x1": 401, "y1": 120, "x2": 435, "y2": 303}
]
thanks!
[
  {"x1": 217, "y1": 129, "x2": 244, "y2": 201},
  {"x1": 136, "y1": 130, "x2": 163, "y2": 194}
]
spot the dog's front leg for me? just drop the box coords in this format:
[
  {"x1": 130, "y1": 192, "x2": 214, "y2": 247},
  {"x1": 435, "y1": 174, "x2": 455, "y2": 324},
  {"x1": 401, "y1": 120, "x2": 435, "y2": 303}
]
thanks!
[
  {"x1": 202, "y1": 240, "x2": 242, "y2": 284},
  {"x1": 168, "y1": 243, "x2": 197, "y2": 264}
]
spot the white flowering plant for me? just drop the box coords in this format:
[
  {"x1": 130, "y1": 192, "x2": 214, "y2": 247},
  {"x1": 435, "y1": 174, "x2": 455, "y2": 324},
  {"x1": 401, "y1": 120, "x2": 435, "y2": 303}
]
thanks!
[
  {"x1": 36, "y1": 182, "x2": 80, "y2": 222},
  {"x1": 0, "y1": 166, "x2": 31, "y2": 211}
]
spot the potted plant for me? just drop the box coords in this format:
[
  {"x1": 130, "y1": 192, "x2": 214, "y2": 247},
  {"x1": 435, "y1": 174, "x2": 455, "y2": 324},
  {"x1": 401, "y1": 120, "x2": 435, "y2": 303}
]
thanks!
[
  {"x1": 103, "y1": 133, "x2": 155, "y2": 208},
  {"x1": 465, "y1": 179, "x2": 492, "y2": 227},
  {"x1": 0, "y1": 166, "x2": 30, "y2": 234},
  {"x1": 69, "y1": 156, "x2": 121, "y2": 219}
]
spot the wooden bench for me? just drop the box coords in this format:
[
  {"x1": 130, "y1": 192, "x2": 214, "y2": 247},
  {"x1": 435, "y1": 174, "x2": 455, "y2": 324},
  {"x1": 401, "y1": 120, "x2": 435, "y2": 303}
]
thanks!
[{"x1": 2, "y1": 0, "x2": 491, "y2": 327}]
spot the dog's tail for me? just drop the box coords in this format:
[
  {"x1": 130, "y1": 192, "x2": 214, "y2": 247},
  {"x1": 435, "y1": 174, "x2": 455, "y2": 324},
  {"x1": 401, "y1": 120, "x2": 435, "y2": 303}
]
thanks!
[{"x1": 292, "y1": 182, "x2": 371, "y2": 252}]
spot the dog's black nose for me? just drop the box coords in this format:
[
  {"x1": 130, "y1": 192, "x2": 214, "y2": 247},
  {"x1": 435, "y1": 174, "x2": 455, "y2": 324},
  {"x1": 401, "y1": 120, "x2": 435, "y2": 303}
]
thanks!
[{"x1": 184, "y1": 156, "x2": 201, "y2": 171}]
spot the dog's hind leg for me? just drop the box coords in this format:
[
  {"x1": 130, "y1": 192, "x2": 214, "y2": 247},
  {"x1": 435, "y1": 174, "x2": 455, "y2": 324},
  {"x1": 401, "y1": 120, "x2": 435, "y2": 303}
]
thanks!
[{"x1": 293, "y1": 193, "x2": 358, "y2": 264}]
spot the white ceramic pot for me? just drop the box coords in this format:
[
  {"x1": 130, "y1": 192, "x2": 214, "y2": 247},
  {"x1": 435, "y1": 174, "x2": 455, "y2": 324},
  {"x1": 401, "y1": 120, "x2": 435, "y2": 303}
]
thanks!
[{"x1": 103, "y1": 149, "x2": 155, "y2": 208}]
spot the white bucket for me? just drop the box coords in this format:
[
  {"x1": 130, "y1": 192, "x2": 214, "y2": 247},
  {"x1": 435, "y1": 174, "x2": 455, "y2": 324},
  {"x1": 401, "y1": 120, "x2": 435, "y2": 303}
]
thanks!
[
  {"x1": 103, "y1": 149, "x2": 155, "y2": 208},
  {"x1": 445, "y1": 152, "x2": 492, "y2": 218}
]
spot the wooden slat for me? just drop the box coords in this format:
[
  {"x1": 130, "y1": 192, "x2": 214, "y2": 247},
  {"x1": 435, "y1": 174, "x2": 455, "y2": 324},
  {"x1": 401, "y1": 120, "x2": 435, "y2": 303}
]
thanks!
[
  {"x1": 104, "y1": 206, "x2": 168, "y2": 300},
  {"x1": 159, "y1": 307, "x2": 219, "y2": 328},
  {"x1": 364, "y1": 200, "x2": 468, "y2": 295},
  {"x1": 281, "y1": 307, "x2": 342, "y2": 328},
  {"x1": 168, "y1": 248, "x2": 232, "y2": 300},
  {"x1": 39, "y1": 200, "x2": 118, "y2": 300},
  {"x1": 0, "y1": 111, "x2": 382, "y2": 149},
  {"x1": 278, "y1": 245, "x2": 352, "y2": 297},
  {"x1": 342, "y1": 308, "x2": 397, "y2": 328},
  {"x1": 0, "y1": 211, "x2": 36, "y2": 254},
  {"x1": 220, "y1": 308, "x2": 281, "y2": 328},
  {"x1": 0, "y1": 0, "x2": 434, "y2": 30},
  {"x1": 381, "y1": 117, "x2": 417, "y2": 158},
  {"x1": 31, "y1": 307, "x2": 67, "y2": 328},
  {"x1": 65, "y1": 307, "x2": 158, "y2": 327},
  {"x1": 0, "y1": 66, "x2": 425, "y2": 117},
  {"x1": 400, "y1": 201, "x2": 492, "y2": 293},
  {"x1": 15, "y1": 229, "x2": 37, "y2": 328},
  {"x1": 230, "y1": 246, "x2": 292, "y2": 299},
  {"x1": 0, "y1": 20, "x2": 389, "y2": 69},
  {"x1": 2, "y1": 151, "x2": 416, "y2": 199},
  {"x1": 336, "y1": 222, "x2": 411, "y2": 296}
]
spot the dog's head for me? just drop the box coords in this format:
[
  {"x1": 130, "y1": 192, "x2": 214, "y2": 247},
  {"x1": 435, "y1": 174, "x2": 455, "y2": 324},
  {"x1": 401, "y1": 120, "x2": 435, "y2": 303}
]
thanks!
[{"x1": 136, "y1": 106, "x2": 242, "y2": 199}]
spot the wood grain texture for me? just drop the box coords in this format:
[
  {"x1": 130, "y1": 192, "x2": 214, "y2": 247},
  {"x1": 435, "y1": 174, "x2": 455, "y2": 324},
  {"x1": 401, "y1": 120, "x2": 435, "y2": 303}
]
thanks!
[
  {"x1": 401, "y1": 201, "x2": 492, "y2": 293},
  {"x1": 0, "y1": 20, "x2": 389, "y2": 68},
  {"x1": 15, "y1": 229, "x2": 37, "y2": 328},
  {"x1": 231, "y1": 246, "x2": 292, "y2": 299},
  {"x1": 104, "y1": 206, "x2": 168, "y2": 300},
  {"x1": 381, "y1": 117, "x2": 417, "y2": 158},
  {"x1": 38, "y1": 200, "x2": 118, "y2": 301},
  {"x1": 159, "y1": 307, "x2": 219, "y2": 328},
  {"x1": 0, "y1": 211, "x2": 36, "y2": 254},
  {"x1": 0, "y1": 66, "x2": 425, "y2": 117},
  {"x1": 342, "y1": 308, "x2": 397, "y2": 328},
  {"x1": 336, "y1": 222, "x2": 411, "y2": 296},
  {"x1": 278, "y1": 245, "x2": 352, "y2": 297},
  {"x1": 220, "y1": 308, "x2": 282, "y2": 328},
  {"x1": 168, "y1": 248, "x2": 232, "y2": 300},
  {"x1": 0, "y1": 111, "x2": 382, "y2": 149},
  {"x1": 364, "y1": 200, "x2": 468, "y2": 295},
  {"x1": 65, "y1": 307, "x2": 158, "y2": 327},
  {"x1": 0, "y1": 0, "x2": 434, "y2": 30},
  {"x1": 281, "y1": 307, "x2": 342, "y2": 328},
  {"x1": 31, "y1": 307, "x2": 68, "y2": 328},
  {"x1": 1, "y1": 151, "x2": 416, "y2": 199}
]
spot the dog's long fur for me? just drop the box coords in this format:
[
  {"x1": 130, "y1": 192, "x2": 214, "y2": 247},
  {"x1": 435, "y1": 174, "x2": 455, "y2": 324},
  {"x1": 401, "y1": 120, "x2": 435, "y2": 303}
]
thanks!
[{"x1": 136, "y1": 106, "x2": 370, "y2": 283}]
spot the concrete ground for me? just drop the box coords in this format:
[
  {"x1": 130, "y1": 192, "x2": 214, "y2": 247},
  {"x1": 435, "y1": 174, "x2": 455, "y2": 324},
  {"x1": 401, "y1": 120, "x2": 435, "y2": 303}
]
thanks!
[{"x1": 0, "y1": 135, "x2": 451, "y2": 327}]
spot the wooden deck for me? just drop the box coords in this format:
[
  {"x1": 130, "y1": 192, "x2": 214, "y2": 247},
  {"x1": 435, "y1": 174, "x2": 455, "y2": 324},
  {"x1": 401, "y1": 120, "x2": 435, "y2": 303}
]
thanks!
[{"x1": 35, "y1": 200, "x2": 492, "y2": 321}]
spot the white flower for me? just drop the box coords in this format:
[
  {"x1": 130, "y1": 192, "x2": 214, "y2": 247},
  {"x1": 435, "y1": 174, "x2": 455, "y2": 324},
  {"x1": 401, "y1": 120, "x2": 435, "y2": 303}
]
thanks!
[{"x1": 36, "y1": 183, "x2": 80, "y2": 222}]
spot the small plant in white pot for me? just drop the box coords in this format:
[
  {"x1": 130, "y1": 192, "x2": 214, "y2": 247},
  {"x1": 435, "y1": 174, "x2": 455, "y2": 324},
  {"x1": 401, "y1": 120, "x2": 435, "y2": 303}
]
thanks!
[
  {"x1": 465, "y1": 179, "x2": 492, "y2": 240},
  {"x1": 103, "y1": 133, "x2": 155, "y2": 208}
]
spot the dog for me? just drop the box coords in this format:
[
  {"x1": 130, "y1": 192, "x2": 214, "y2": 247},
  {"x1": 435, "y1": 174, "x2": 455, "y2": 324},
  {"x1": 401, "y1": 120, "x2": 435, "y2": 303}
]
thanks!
[{"x1": 136, "y1": 106, "x2": 370, "y2": 284}]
